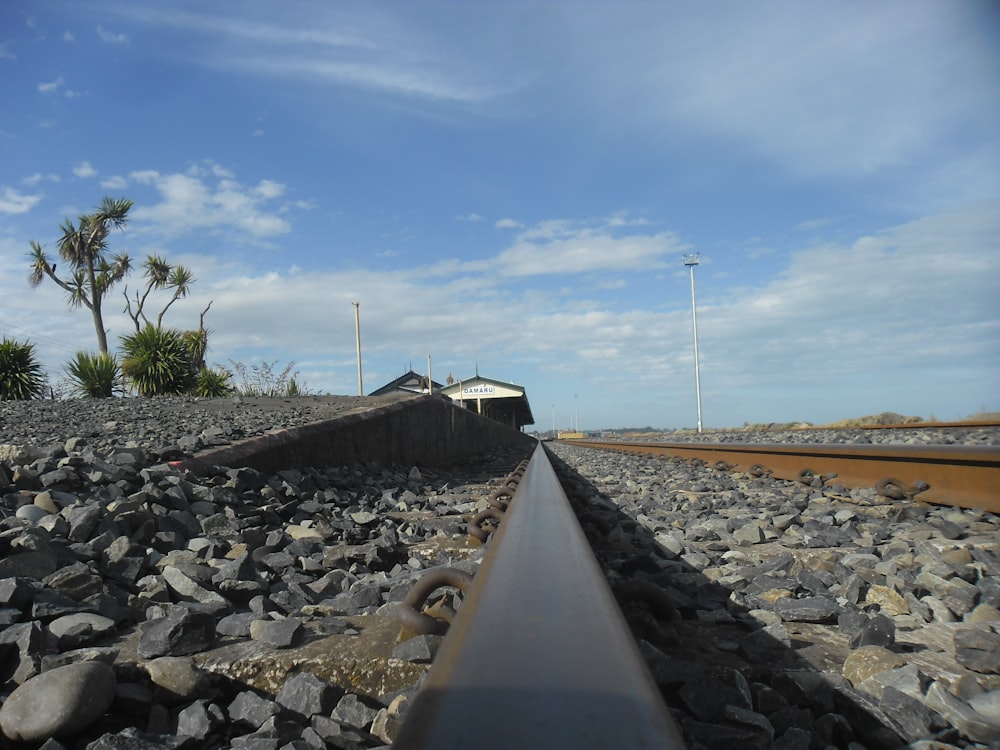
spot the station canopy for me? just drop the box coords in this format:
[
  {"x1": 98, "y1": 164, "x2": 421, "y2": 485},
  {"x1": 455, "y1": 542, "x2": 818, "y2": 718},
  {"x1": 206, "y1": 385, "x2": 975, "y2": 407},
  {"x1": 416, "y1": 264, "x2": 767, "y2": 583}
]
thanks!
[{"x1": 440, "y1": 375, "x2": 534, "y2": 430}]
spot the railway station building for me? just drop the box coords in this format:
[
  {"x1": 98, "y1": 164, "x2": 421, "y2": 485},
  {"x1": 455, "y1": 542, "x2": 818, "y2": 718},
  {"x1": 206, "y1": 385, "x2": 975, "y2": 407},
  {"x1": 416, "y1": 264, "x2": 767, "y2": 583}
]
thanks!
[
  {"x1": 370, "y1": 370, "x2": 534, "y2": 430},
  {"x1": 368, "y1": 370, "x2": 443, "y2": 396},
  {"x1": 440, "y1": 375, "x2": 534, "y2": 430}
]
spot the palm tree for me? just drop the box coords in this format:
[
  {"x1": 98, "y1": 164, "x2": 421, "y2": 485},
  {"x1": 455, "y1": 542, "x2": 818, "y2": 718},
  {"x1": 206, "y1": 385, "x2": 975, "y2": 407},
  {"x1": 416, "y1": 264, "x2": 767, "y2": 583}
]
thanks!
[
  {"x1": 28, "y1": 196, "x2": 134, "y2": 355},
  {"x1": 124, "y1": 254, "x2": 196, "y2": 331}
]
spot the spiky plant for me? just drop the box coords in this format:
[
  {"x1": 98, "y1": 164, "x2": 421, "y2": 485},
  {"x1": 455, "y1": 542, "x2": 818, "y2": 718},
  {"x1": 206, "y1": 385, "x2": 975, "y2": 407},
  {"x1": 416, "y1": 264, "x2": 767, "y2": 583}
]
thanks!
[
  {"x1": 0, "y1": 338, "x2": 46, "y2": 400},
  {"x1": 120, "y1": 324, "x2": 195, "y2": 396},
  {"x1": 193, "y1": 366, "x2": 233, "y2": 398},
  {"x1": 64, "y1": 351, "x2": 123, "y2": 398}
]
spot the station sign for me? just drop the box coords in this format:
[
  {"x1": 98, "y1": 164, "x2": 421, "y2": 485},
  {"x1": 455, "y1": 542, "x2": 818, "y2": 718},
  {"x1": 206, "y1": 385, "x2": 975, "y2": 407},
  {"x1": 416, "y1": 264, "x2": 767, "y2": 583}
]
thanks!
[{"x1": 463, "y1": 384, "x2": 495, "y2": 396}]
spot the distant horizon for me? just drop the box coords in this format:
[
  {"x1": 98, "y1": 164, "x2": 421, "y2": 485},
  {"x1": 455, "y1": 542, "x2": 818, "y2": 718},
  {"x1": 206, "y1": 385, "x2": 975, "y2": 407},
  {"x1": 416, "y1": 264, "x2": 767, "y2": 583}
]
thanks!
[{"x1": 2, "y1": 1, "x2": 997, "y2": 429}]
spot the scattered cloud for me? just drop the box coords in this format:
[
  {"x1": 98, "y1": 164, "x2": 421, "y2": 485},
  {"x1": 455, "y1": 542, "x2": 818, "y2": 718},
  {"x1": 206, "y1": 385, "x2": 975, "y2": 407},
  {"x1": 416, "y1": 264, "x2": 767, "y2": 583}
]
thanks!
[
  {"x1": 108, "y1": 6, "x2": 507, "y2": 105},
  {"x1": 37, "y1": 77, "x2": 64, "y2": 95},
  {"x1": 443, "y1": 218, "x2": 689, "y2": 278},
  {"x1": 100, "y1": 175, "x2": 128, "y2": 190},
  {"x1": 129, "y1": 164, "x2": 292, "y2": 239},
  {"x1": 73, "y1": 162, "x2": 97, "y2": 179},
  {"x1": 0, "y1": 187, "x2": 43, "y2": 214},
  {"x1": 23, "y1": 173, "x2": 60, "y2": 186},
  {"x1": 0, "y1": 42, "x2": 15, "y2": 60},
  {"x1": 62, "y1": 31, "x2": 75, "y2": 42},
  {"x1": 96, "y1": 25, "x2": 130, "y2": 45},
  {"x1": 795, "y1": 217, "x2": 835, "y2": 231},
  {"x1": 456, "y1": 213, "x2": 483, "y2": 222},
  {"x1": 746, "y1": 246, "x2": 777, "y2": 260},
  {"x1": 37, "y1": 76, "x2": 84, "y2": 98},
  {"x1": 495, "y1": 218, "x2": 522, "y2": 229}
]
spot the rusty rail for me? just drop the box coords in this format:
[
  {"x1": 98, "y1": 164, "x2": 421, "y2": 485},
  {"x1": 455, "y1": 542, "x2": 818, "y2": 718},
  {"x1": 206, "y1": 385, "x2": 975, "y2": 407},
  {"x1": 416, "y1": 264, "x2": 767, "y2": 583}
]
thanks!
[
  {"x1": 566, "y1": 440, "x2": 1000, "y2": 512},
  {"x1": 393, "y1": 441, "x2": 686, "y2": 749}
]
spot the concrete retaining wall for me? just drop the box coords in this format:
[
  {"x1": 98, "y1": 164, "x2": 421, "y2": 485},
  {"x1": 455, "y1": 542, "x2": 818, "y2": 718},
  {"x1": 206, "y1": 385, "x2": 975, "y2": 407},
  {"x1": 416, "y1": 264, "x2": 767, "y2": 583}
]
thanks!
[{"x1": 174, "y1": 394, "x2": 536, "y2": 475}]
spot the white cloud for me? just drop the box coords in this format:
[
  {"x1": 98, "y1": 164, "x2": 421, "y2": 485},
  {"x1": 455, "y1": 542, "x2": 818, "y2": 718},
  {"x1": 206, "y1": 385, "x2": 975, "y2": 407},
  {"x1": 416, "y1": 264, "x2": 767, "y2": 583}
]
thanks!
[
  {"x1": 38, "y1": 77, "x2": 64, "y2": 95},
  {"x1": 23, "y1": 173, "x2": 60, "y2": 186},
  {"x1": 0, "y1": 187, "x2": 42, "y2": 214},
  {"x1": 0, "y1": 42, "x2": 15, "y2": 59},
  {"x1": 129, "y1": 167, "x2": 291, "y2": 239},
  {"x1": 456, "y1": 213, "x2": 483, "y2": 222},
  {"x1": 492, "y1": 230, "x2": 684, "y2": 277},
  {"x1": 100, "y1": 175, "x2": 128, "y2": 190},
  {"x1": 794, "y1": 218, "x2": 834, "y2": 231},
  {"x1": 63, "y1": 31, "x2": 75, "y2": 42},
  {"x1": 495, "y1": 218, "x2": 522, "y2": 229},
  {"x1": 108, "y1": 6, "x2": 507, "y2": 105},
  {"x1": 557, "y1": 3, "x2": 998, "y2": 185},
  {"x1": 37, "y1": 76, "x2": 84, "y2": 98},
  {"x1": 73, "y1": 161, "x2": 97, "y2": 179},
  {"x1": 96, "y1": 25, "x2": 129, "y2": 45}
]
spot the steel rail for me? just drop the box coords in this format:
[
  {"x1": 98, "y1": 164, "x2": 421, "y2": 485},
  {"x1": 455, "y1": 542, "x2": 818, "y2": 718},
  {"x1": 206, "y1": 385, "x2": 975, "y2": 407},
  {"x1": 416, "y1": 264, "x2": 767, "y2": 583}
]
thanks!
[
  {"x1": 392, "y1": 441, "x2": 686, "y2": 749},
  {"x1": 565, "y1": 440, "x2": 1000, "y2": 512}
]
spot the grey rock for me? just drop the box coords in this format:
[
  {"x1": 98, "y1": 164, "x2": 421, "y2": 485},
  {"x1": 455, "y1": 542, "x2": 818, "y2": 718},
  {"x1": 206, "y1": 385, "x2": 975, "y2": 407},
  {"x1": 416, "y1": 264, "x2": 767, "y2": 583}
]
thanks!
[
  {"x1": 391, "y1": 634, "x2": 442, "y2": 663},
  {"x1": 275, "y1": 672, "x2": 342, "y2": 719},
  {"x1": 85, "y1": 727, "x2": 187, "y2": 748},
  {"x1": 0, "y1": 660, "x2": 116, "y2": 742},
  {"x1": 137, "y1": 607, "x2": 215, "y2": 658},
  {"x1": 740, "y1": 622, "x2": 790, "y2": 663},
  {"x1": 176, "y1": 699, "x2": 223, "y2": 740},
  {"x1": 849, "y1": 612, "x2": 895, "y2": 648},
  {"x1": 160, "y1": 565, "x2": 228, "y2": 605},
  {"x1": 145, "y1": 656, "x2": 211, "y2": 705},
  {"x1": 774, "y1": 596, "x2": 840, "y2": 623},
  {"x1": 217, "y1": 611, "x2": 265, "y2": 637},
  {"x1": 954, "y1": 626, "x2": 1000, "y2": 673},
  {"x1": 228, "y1": 690, "x2": 281, "y2": 729},
  {"x1": 249, "y1": 617, "x2": 303, "y2": 648},
  {"x1": 48, "y1": 612, "x2": 116, "y2": 647},
  {"x1": 925, "y1": 681, "x2": 1000, "y2": 744},
  {"x1": 331, "y1": 693, "x2": 381, "y2": 731},
  {"x1": 879, "y1": 686, "x2": 944, "y2": 742}
]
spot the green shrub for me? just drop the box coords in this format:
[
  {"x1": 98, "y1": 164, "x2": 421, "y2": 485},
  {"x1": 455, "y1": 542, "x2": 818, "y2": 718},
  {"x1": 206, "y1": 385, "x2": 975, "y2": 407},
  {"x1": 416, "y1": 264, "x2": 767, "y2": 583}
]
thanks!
[
  {"x1": 226, "y1": 359, "x2": 310, "y2": 397},
  {"x1": 193, "y1": 366, "x2": 233, "y2": 398},
  {"x1": 120, "y1": 324, "x2": 196, "y2": 396},
  {"x1": 0, "y1": 338, "x2": 46, "y2": 400},
  {"x1": 65, "y1": 351, "x2": 123, "y2": 397}
]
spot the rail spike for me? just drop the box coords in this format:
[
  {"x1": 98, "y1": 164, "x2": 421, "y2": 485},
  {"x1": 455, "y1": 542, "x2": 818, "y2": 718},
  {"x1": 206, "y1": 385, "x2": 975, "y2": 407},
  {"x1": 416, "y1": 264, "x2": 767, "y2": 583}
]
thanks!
[
  {"x1": 468, "y1": 507, "x2": 505, "y2": 541},
  {"x1": 397, "y1": 567, "x2": 475, "y2": 636},
  {"x1": 876, "y1": 477, "x2": 930, "y2": 501}
]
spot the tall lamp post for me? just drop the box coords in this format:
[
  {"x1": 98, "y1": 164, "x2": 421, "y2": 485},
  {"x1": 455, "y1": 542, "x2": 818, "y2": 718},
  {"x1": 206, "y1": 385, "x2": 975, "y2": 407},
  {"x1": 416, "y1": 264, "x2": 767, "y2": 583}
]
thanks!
[
  {"x1": 353, "y1": 302, "x2": 363, "y2": 397},
  {"x1": 683, "y1": 254, "x2": 703, "y2": 433}
]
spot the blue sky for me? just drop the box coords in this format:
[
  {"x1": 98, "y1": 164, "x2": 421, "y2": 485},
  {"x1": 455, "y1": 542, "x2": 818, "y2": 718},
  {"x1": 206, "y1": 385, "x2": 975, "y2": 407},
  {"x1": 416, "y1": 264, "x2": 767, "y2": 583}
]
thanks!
[{"x1": 2, "y1": 1, "x2": 998, "y2": 430}]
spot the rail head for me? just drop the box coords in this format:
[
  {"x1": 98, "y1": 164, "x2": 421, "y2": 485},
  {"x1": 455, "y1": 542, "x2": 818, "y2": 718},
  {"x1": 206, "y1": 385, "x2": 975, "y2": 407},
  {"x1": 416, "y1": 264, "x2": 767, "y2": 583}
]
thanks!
[{"x1": 392, "y1": 441, "x2": 686, "y2": 749}]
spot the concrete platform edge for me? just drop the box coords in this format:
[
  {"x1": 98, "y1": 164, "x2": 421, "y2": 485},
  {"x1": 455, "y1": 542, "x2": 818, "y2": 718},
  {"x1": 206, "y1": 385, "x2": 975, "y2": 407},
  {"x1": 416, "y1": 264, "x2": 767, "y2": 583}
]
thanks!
[{"x1": 171, "y1": 394, "x2": 535, "y2": 474}]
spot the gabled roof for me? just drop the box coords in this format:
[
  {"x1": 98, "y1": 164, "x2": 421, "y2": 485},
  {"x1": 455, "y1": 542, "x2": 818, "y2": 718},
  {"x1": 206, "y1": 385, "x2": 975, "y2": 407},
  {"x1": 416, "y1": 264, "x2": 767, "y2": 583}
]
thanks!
[
  {"x1": 440, "y1": 375, "x2": 535, "y2": 427},
  {"x1": 368, "y1": 370, "x2": 444, "y2": 396}
]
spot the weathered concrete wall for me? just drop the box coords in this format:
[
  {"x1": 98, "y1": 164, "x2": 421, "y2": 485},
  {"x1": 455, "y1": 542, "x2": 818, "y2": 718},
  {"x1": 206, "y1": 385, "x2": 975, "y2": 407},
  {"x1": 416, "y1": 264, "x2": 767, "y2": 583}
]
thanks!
[{"x1": 174, "y1": 394, "x2": 535, "y2": 474}]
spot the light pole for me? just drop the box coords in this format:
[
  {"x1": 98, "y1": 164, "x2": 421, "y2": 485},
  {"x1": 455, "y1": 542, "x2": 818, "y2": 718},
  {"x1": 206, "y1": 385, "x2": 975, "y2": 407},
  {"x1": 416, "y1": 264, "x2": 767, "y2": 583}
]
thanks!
[
  {"x1": 574, "y1": 393, "x2": 579, "y2": 432},
  {"x1": 353, "y1": 302, "x2": 363, "y2": 397},
  {"x1": 683, "y1": 254, "x2": 703, "y2": 433}
]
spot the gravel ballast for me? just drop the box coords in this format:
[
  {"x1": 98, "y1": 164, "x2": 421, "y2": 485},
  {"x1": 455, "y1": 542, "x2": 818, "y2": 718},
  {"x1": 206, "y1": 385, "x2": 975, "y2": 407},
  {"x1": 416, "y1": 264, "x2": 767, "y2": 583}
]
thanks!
[
  {"x1": 1, "y1": 397, "x2": 998, "y2": 748},
  {"x1": 0, "y1": 395, "x2": 528, "y2": 748}
]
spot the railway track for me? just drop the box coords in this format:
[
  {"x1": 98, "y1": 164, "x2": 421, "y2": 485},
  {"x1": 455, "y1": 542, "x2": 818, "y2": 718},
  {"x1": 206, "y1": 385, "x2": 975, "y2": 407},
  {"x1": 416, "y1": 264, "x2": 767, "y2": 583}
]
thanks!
[
  {"x1": 2, "y1": 400, "x2": 997, "y2": 747},
  {"x1": 565, "y1": 439, "x2": 1000, "y2": 512},
  {"x1": 393, "y1": 437, "x2": 1000, "y2": 748}
]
